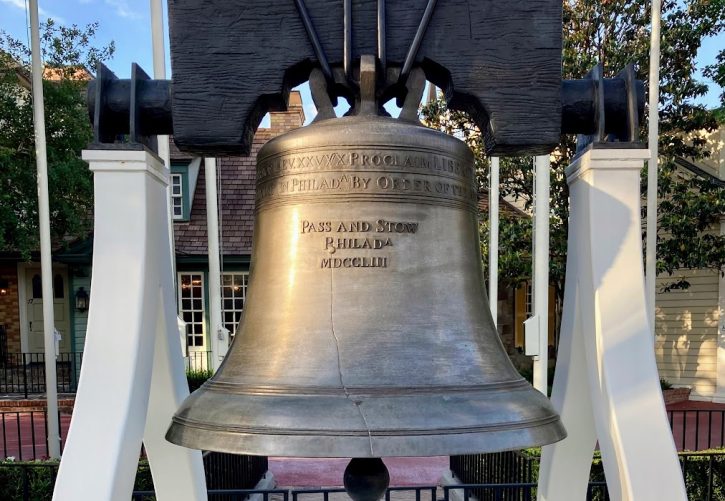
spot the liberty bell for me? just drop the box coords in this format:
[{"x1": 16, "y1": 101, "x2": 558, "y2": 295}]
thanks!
[{"x1": 166, "y1": 58, "x2": 566, "y2": 459}]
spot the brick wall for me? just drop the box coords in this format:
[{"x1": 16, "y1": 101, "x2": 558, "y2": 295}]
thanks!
[{"x1": 0, "y1": 265, "x2": 21, "y2": 354}]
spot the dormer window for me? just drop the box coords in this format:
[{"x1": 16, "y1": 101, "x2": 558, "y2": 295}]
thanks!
[
  {"x1": 171, "y1": 173, "x2": 185, "y2": 220},
  {"x1": 170, "y1": 164, "x2": 192, "y2": 221},
  {"x1": 170, "y1": 159, "x2": 201, "y2": 222}
]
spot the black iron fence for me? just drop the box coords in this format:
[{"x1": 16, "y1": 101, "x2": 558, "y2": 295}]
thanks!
[
  {"x1": 186, "y1": 350, "x2": 213, "y2": 372},
  {"x1": 450, "y1": 450, "x2": 725, "y2": 501},
  {"x1": 1, "y1": 452, "x2": 269, "y2": 500},
  {"x1": 668, "y1": 408, "x2": 725, "y2": 451},
  {"x1": 0, "y1": 410, "x2": 71, "y2": 460},
  {"x1": 0, "y1": 456, "x2": 723, "y2": 501},
  {"x1": 132, "y1": 488, "x2": 289, "y2": 501},
  {"x1": 0, "y1": 352, "x2": 83, "y2": 397},
  {"x1": 0, "y1": 350, "x2": 215, "y2": 397}
]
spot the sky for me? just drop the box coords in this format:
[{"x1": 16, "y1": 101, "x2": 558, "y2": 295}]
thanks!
[{"x1": 1, "y1": 0, "x2": 723, "y2": 121}]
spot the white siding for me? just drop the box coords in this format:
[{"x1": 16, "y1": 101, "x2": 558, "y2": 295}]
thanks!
[{"x1": 655, "y1": 269, "x2": 720, "y2": 399}]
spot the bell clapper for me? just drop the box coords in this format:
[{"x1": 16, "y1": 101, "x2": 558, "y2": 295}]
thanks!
[{"x1": 343, "y1": 458, "x2": 390, "y2": 501}]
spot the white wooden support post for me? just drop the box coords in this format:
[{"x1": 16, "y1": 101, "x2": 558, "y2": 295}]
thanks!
[
  {"x1": 205, "y1": 157, "x2": 229, "y2": 369},
  {"x1": 489, "y1": 157, "x2": 499, "y2": 326},
  {"x1": 53, "y1": 149, "x2": 207, "y2": 500},
  {"x1": 532, "y1": 155, "x2": 550, "y2": 393},
  {"x1": 537, "y1": 147, "x2": 686, "y2": 501}
]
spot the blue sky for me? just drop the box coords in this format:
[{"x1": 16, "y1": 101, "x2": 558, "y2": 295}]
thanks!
[{"x1": 1, "y1": 0, "x2": 723, "y2": 121}]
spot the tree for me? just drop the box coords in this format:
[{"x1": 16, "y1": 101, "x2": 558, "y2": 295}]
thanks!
[
  {"x1": 0, "y1": 20, "x2": 115, "y2": 259},
  {"x1": 422, "y1": 0, "x2": 724, "y2": 342}
]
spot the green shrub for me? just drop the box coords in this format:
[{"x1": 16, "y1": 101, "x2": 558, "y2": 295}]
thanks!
[
  {"x1": 0, "y1": 460, "x2": 58, "y2": 501},
  {"x1": 661, "y1": 378, "x2": 674, "y2": 390},
  {"x1": 0, "y1": 459, "x2": 155, "y2": 500},
  {"x1": 187, "y1": 369, "x2": 214, "y2": 392}
]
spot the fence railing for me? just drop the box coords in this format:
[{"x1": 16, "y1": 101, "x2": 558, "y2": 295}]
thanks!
[
  {"x1": 0, "y1": 352, "x2": 83, "y2": 397},
  {"x1": 668, "y1": 409, "x2": 725, "y2": 451},
  {"x1": 450, "y1": 450, "x2": 725, "y2": 501},
  {"x1": 0, "y1": 410, "x2": 70, "y2": 460},
  {"x1": 0, "y1": 455, "x2": 723, "y2": 501},
  {"x1": 0, "y1": 350, "x2": 214, "y2": 396},
  {"x1": 0, "y1": 453, "x2": 269, "y2": 500},
  {"x1": 186, "y1": 350, "x2": 213, "y2": 372}
]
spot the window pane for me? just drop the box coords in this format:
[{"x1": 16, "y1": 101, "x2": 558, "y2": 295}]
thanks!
[
  {"x1": 32, "y1": 274, "x2": 42, "y2": 298},
  {"x1": 178, "y1": 273, "x2": 205, "y2": 349},
  {"x1": 54, "y1": 274, "x2": 64, "y2": 298},
  {"x1": 221, "y1": 273, "x2": 249, "y2": 337}
]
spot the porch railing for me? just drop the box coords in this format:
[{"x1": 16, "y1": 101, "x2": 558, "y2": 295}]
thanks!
[
  {"x1": 0, "y1": 350, "x2": 215, "y2": 397},
  {"x1": 0, "y1": 352, "x2": 83, "y2": 397},
  {"x1": 668, "y1": 408, "x2": 725, "y2": 451}
]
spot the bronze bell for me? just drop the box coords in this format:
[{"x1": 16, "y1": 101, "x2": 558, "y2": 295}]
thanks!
[{"x1": 166, "y1": 103, "x2": 566, "y2": 457}]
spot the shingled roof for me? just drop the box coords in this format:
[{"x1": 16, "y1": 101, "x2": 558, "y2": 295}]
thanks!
[{"x1": 174, "y1": 91, "x2": 306, "y2": 257}]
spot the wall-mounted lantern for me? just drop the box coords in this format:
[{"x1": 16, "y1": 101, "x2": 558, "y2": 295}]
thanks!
[
  {"x1": 0, "y1": 279, "x2": 9, "y2": 296},
  {"x1": 75, "y1": 287, "x2": 89, "y2": 312}
]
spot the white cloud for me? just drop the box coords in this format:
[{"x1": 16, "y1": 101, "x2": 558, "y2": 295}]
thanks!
[
  {"x1": 104, "y1": 0, "x2": 141, "y2": 19},
  {"x1": 0, "y1": 0, "x2": 66, "y2": 24}
]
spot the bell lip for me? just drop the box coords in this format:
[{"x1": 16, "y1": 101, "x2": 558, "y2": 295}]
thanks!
[{"x1": 165, "y1": 418, "x2": 567, "y2": 458}]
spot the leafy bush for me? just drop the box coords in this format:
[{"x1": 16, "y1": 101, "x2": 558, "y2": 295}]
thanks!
[
  {"x1": 187, "y1": 369, "x2": 214, "y2": 392},
  {"x1": 0, "y1": 459, "x2": 155, "y2": 500},
  {"x1": 0, "y1": 460, "x2": 58, "y2": 501},
  {"x1": 452, "y1": 448, "x2": 725, "y2": 500}
]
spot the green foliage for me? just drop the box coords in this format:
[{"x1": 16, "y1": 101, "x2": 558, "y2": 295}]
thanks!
[
  {"x1": 0, "y1": 460, "x2": 58, "y2": 501},
  {"x1": 0, "y1": 459, "x2": 154, "y2": 500},
  {"x1": 422, "y1": 0, "x2": 725, "y2": 324},
  {"x1": 661, "y1": 377, "x2": 674, "y2": 390},
  {"x1": 187, "y1": 368, "x2": 214, "y2": 392},
  {"x1": 0, "y1": 21, "x2": 114, "y2": 259}
]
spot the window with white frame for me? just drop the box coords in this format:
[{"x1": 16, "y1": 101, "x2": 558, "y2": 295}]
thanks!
[
  {"x1": 171, "y1": 173, "x2": 184, "y2": 220},
  {"x1": 221, "y1": 272, "x2": 249, "y2": 336},
  {"x1": 178, "y1": 273, "x2": 205, "y2": 348}
]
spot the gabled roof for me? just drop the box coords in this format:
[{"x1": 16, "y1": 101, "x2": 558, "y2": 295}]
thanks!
[
  {"x1": 173, "y1": 91, "x2": 306, "y2": 258},
  {"x1": 478, "y1": 193, "x2": 530, "y2": 219},
  {"x1": 673, "y1": 156, "x2": 725, "y2": 188}
]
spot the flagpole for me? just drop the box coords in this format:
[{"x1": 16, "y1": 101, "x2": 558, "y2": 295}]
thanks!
[
  {"x1": 646, "y1": 0, "x2": 662, "y2": 334},
  {"x1": 489, "y1": 158, "x2": 500, "y2": 327},
  {"x1": 532, "y1": 155, "x2": 551, "y2": 394},
  {"x1": 28, "y1": 0, "x2": 60, "y2": 459},
  {"x1": 150, "y1": 0, "x2": 175, "y2": 275}
]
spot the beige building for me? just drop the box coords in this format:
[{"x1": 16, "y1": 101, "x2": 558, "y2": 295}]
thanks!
[{"x1": 654, "y1": 127, "x2": 725, "y2": 401}]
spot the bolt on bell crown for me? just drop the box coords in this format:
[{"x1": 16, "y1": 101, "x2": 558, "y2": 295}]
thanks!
[{"x1": 166, "y1": 99, "x2": 566, "y2": 456}]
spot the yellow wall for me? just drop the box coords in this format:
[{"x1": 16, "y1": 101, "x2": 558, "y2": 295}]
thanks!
[{"x1": 655, "y1": 268, "x2": 720, "y2": 399}]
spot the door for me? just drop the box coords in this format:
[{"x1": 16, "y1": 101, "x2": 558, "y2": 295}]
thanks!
[{"x1": 25, "y1": 267, "x2": 71, "y2": 353}]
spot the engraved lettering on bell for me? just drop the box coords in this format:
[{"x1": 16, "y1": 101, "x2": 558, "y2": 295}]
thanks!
[{"x1": 167, "y1": 113, "x2": 566, "y2": 457}]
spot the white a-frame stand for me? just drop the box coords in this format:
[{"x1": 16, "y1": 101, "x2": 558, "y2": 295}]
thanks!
[
  {"x1": 537, "y1": 147, "x2": 686, "y2": 500},
  {"x1": 53, "y1": 149, "x2": 207, "y2": 500}
]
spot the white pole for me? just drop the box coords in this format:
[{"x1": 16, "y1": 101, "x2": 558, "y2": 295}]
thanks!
[
  {"x1": 205, "y1": 158, "x2": 227, "y2": 370},
  {"x1": 532, "y1": 155, "x2": 550, "y2": 394},
  {"x1": 150, "y1": 0, "x2": 175, "y2": 275},
  {"x1": 28, "y1": 0, "x2": 60, "y2": 459},
  {"x1": 646, "y1": 0, "x2": 662, "y2": 334},
  {"x1": 489, "y1": 158, "x2": 500, "y2": 327}
]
